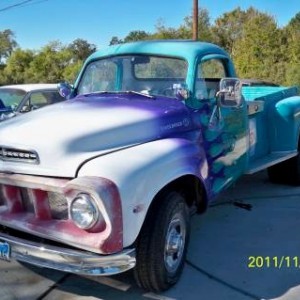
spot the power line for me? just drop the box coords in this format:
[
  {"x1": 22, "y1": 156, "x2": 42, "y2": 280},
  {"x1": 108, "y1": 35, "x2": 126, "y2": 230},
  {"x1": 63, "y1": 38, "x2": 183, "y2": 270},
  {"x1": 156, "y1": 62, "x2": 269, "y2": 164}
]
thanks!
[{"x1": 0, "y1": 0, "x2": 47, "y2": 12}]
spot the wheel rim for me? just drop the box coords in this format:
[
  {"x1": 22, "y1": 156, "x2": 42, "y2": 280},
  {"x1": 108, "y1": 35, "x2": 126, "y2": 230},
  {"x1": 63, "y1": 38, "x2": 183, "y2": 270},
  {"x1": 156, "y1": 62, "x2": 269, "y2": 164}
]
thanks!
[{"x1": 164, "y1": 212, "x2": 186, "y2": 273}]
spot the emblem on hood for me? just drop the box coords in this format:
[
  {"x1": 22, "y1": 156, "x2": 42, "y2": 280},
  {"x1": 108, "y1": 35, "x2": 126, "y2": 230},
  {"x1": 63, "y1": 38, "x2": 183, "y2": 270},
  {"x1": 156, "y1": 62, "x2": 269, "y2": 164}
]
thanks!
[{"x1": 0, "y1": 147, "x2": 39, "y2": 164}]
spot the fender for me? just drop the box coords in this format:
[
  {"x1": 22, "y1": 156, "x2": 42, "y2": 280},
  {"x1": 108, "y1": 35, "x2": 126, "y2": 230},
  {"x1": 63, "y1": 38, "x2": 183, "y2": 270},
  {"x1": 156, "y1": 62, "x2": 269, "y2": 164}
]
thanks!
[
  {"x1": 269, "y1": 95, "x2": 300, "y2": 151},
  {"x1": 77, "y1": 137, "x2": 209, "y2": 247}
]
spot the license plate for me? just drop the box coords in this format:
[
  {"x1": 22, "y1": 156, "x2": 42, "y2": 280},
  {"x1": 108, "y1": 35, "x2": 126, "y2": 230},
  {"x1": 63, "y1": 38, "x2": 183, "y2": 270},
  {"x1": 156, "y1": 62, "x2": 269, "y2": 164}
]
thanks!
[{"x1": 0, "y1": 241, "x2": 10, "y2": 261}]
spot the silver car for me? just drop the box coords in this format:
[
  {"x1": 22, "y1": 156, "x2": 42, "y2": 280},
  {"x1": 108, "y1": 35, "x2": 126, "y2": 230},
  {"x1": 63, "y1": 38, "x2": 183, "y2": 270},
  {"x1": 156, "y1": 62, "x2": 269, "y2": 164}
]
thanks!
[{"x1": 0, "y1": 84, "x2": 64, "y2": 121}]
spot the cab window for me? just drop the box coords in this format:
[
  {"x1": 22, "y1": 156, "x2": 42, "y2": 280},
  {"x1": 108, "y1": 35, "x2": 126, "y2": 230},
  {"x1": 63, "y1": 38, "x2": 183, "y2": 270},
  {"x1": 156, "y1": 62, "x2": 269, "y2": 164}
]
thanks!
[{"x1": 195, "y1": 59, "x2": 228, "y2": 100}]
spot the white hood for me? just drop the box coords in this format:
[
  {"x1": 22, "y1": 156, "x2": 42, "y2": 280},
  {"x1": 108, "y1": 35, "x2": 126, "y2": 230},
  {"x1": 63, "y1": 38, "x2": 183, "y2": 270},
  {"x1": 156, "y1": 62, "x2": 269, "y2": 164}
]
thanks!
[{"x1": 0, "y1": 95, "x2": 190, "y2": 177}]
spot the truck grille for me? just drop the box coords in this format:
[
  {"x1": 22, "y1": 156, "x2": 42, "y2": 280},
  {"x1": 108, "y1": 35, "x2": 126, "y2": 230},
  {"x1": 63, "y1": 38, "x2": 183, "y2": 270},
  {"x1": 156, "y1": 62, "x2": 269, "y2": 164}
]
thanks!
[
  {"x1": 0, "y1": 185, "x2": 68, "y2": 220},
  {"x1": 0, "y1": 147, "x2": 39, "y2": 164},
  {"x1": 48, "y1": 192, "x2": 68, "y2": 220}
]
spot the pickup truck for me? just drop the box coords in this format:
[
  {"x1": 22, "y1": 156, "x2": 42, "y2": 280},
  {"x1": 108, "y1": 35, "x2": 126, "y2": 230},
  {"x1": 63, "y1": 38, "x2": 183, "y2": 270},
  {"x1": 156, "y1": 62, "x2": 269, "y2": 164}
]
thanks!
[{"x1": 0, "y1": 41, "x2": 299, "y2": 292}]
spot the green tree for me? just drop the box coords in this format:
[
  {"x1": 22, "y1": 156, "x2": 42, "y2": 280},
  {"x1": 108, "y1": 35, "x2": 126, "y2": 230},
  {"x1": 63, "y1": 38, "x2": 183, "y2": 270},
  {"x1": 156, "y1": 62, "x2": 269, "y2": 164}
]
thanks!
[
  {"x1": 152, "y1": 8, "x2": 213, "y2": 41},
  {"x1": 124, "y1": 30, "x2": 151, "y2": 42},
  {"x1": 232, "y1": 12, "x2": 283, "y2": 83},
  {"x1": 2, "y1": 48, "x2": 34, "y2": 84},
  {"x1": 27, "y1": 41, "x2": 72, "y2": 82},
  {"x1": 182, "y1": 8, "x2": 214, "y2": 41},
  {"x1": 212, "y1": 7, "x2": 258, "y2": 55},
  {"x1": 0, "y1": 29, "x2": 18, "y2": 64},
  {"x1": 109, "y1": 36, "x2": 123, "y2": 45},
  {"x1": 284, "y1": 12, "x2": 300, "y2": 86},
  {"x1": 68, "y1": 38, "x2": 96, "y2": 61}
]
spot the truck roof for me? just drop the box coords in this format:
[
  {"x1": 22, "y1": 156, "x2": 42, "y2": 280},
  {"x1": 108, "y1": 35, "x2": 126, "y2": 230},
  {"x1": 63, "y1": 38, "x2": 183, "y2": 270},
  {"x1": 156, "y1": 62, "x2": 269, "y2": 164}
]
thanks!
[{"x1": 88, "y1": 40, "x2": 230, "y2": 61}]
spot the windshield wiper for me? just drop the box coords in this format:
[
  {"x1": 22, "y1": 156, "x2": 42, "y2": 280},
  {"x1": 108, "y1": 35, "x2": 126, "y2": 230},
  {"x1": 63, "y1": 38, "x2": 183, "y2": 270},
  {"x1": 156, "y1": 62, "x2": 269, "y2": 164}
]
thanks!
[
  {"x1": 124, "y1": 90, "x2": 155, "y2": 99},
  {"x1": 83, "y1": 90, "x2": 155, "y2": 99},
  {"x1": 83, "y1": 91, "x2": 111, "y2": 96}
]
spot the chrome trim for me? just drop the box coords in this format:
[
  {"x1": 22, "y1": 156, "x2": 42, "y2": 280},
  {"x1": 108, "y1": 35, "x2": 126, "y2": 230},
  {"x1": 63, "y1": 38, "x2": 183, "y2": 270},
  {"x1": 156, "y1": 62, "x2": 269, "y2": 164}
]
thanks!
[
  {"x1": 0, "y1": 232, "x2": 136, "y2": 276},
  {"x1": 0, "y1": 146, "x2": 39, "y2": 164}
]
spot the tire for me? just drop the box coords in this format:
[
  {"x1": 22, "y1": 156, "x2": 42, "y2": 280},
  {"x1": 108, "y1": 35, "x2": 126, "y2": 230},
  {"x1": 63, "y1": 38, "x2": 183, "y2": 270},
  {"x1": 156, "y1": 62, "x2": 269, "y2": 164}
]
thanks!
[
  {"x1": 134, "y1": 192, "x2": 190, "y2": 292},
  {"x1": 268, "y1": 154, "x2": 300, "y2": 185}
]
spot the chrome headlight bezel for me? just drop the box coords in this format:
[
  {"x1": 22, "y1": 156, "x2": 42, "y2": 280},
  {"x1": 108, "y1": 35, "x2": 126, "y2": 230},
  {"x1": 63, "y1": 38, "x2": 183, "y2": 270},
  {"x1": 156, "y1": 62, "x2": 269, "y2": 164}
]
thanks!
[{"x1": 70, "y1": 193, "x2": 100, "y2": 230}]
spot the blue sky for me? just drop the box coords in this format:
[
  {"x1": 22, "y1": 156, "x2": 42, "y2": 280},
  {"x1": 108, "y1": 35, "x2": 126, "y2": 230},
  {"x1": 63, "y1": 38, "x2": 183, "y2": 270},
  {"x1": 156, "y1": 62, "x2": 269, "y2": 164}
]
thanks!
[{"x1": 0, "y1": 0, "x2": 299, "y2": 50}]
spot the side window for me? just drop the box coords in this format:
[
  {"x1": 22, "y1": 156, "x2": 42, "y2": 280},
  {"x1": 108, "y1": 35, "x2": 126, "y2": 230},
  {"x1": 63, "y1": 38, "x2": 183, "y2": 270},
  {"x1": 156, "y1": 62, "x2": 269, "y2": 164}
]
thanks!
[
  {"x1": 195, "y1": 59, "x2": 227, "y2": 100},
  {"x1": 23, "y1": 91, "x2": 63, "y2": 111},
  {"x1": 29, "y1": 92, "x2": 48, "y2": 107}
]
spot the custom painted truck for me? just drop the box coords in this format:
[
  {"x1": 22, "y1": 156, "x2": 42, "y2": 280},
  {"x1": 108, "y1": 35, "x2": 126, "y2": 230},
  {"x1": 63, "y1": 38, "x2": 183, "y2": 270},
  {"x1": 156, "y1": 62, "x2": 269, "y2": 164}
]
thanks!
[{"x1": 0, "y1": 41, "x2": 299, "y2": 292}]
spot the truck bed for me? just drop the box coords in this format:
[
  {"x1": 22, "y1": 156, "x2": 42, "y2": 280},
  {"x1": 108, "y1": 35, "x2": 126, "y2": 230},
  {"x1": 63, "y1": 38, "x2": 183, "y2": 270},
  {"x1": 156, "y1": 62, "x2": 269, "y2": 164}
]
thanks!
[
  {"x1": 242, "y1": 86, "x2": 298, "y2": 102},
  {"x1": 243, "y1": 85, "x2": 300, "y2": 174}
]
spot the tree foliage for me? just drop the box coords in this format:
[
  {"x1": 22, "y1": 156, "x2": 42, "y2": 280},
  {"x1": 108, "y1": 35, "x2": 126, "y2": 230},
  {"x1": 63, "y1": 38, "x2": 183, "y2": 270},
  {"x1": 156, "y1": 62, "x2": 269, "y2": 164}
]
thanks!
[
  {"x1": 0, "y1": 29, "x2": 18, "y2": 64},
  {"x1": 0, "y1": 8, "x2": 299, "y2": 87}
]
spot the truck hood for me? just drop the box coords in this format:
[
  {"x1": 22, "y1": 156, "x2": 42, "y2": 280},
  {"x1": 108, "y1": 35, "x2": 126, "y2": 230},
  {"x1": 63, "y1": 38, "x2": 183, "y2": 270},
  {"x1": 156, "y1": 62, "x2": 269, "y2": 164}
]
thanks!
[{"x1": 0, "y1": 93, "x2": 192, "y2": 177}]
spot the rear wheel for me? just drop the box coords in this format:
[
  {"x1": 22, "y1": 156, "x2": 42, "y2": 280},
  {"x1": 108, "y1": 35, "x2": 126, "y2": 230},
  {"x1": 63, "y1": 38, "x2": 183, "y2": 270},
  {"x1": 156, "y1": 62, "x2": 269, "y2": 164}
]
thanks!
[
  {"x1": 268, "y1": 153, "x2": 300, "y2": 185},
  {"x1": 134, "y1": 192, "x2": 190, "y2": 292}
]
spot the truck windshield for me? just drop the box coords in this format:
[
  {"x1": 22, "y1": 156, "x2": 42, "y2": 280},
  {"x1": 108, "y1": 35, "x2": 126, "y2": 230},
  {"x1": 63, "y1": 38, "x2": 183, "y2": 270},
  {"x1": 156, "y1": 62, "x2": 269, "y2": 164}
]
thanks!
[{"x1": 77, "y1": 55, "x2": 188, "y2": 98}]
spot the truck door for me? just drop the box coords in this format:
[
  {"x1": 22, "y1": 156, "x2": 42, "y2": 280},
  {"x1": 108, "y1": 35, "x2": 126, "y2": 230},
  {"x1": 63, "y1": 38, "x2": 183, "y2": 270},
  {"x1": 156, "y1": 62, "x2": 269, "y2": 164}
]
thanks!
[{"x1": 195, "y1": 56, "x2": 248, "y2": 194}]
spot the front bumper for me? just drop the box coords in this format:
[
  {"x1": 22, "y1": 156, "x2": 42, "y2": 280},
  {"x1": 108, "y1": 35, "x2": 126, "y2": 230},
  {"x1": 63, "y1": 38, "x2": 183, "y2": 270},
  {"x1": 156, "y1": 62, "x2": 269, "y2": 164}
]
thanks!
[{"x1": 0, "y1": 232, "x2": 136, "y2": 276}]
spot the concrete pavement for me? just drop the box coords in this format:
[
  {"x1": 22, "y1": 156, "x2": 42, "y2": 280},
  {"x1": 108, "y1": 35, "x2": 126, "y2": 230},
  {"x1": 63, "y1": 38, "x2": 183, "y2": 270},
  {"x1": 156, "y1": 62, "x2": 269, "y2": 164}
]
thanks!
[{"x1": 1, "y1": 171, "x2": 300, "y2": 299}]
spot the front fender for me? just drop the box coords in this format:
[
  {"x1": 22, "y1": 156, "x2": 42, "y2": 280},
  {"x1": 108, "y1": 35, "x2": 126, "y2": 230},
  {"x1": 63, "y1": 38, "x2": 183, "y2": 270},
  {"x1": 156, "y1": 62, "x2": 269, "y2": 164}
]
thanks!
[{"x1": 77, "y1": 138, "x2": 208, "y2": 247}]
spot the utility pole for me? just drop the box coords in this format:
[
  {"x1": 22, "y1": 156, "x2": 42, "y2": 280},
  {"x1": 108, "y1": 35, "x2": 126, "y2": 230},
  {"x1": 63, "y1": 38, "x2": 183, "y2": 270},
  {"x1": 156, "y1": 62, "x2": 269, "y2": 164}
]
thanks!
[{"x1": 193, "y1": 0, "x2": 198, "y2": 40}]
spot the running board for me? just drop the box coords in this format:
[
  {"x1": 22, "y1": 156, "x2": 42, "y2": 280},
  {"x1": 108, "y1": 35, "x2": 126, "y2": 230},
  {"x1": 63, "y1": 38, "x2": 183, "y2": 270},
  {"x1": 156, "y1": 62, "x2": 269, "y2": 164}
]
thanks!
[{"x1": 246, "y1": 151, "x2": 298, "y2": 174}]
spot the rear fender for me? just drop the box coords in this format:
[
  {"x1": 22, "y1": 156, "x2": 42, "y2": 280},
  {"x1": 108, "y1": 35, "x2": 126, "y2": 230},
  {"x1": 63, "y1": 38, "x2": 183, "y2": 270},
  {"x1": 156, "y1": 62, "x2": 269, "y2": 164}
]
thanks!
[{"x1": 269, "y1": 96, "x2": 300, "y2": 151}]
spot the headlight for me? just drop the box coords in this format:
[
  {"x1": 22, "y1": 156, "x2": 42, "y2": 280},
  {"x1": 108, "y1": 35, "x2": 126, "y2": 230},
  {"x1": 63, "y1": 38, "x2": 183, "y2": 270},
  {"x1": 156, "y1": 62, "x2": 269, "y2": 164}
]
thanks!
[{"x1": 70, "y1": 193, "x2": 99, "y2": 229}]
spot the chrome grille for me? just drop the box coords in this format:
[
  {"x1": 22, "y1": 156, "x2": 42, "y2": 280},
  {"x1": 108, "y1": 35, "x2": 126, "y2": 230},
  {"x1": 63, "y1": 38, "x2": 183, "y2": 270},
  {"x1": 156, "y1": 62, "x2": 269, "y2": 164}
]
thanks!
[
  {"x1": 20, "y1": 188, "x2": 34, "y2": 213},
  {"x1": 0, "y1": 147, "x2": 39, "y2": 164},
  {"x1": 0, "y1": 185, "x2": 5, "y2": 206},
  {"x1": 48, "y1": 192, "x2": 68, "y2": 220}
]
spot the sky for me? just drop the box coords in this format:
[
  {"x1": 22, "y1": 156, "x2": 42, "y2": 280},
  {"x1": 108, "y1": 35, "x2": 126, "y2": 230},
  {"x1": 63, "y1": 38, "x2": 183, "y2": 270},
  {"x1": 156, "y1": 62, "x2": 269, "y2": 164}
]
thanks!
[{"x1": 0, "y1": 0, "x2": 299, "y2": 51}]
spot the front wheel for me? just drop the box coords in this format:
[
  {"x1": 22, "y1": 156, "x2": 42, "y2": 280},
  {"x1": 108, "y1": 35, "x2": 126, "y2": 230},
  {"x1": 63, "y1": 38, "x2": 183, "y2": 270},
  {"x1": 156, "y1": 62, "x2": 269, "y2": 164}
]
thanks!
[{"x1": 134, "y1": 192, "x2": 190, "y2": 292}]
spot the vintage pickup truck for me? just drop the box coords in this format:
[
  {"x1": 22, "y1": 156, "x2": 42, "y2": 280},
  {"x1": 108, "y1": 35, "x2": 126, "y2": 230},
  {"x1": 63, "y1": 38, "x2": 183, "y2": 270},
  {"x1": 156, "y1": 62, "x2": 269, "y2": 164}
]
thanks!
[{"x1": 0, "y1": 41, "x2": 299, "y2": 292}]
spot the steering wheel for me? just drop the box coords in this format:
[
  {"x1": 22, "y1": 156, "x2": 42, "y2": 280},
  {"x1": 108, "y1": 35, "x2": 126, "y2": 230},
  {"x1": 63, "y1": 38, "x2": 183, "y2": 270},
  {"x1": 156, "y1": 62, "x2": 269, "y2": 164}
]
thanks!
[{"x1": 161, "y1": 87, "x2": 175, "y2": 97}]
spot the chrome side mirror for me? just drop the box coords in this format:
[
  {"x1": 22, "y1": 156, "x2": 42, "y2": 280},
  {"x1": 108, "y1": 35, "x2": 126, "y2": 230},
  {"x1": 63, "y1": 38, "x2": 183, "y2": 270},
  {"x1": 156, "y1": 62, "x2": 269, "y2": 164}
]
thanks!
[
  {"x1": 58, "y1": 82, "x2": 73, "y2": 99},
  {"x1": 216, "y1": 78, "x2": 242, "y2": 107}
]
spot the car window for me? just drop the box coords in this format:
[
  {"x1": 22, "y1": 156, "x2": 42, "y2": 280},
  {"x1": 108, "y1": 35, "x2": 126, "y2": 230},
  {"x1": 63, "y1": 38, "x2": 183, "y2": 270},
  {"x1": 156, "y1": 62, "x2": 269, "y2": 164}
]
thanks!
[
  {"x1": 27, "y1": 91, "x2": 64, "y2": 108},
  {"x1": 0, "y1": 89, "x2": 26, "y2": 109}
]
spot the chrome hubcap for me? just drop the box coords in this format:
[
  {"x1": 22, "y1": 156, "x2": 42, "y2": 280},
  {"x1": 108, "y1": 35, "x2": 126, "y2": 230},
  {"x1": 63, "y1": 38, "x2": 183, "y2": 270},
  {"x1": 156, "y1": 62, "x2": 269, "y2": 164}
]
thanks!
[{"x1": 164, "y1": 213, "x2": 186, "y2": 273}]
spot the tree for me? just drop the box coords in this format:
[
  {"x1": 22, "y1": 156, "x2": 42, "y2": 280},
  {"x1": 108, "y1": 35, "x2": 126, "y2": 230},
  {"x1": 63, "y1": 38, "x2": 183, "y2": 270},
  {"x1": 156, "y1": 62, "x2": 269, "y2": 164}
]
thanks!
[
  {"x1": 68, "y1": 38, "x2": 96, "y2": 62},
  {"x1": 283, "y1": 12, "x2": 300, "y2": 86},
  {"x1": 124, "y1": 30, "x2": 151, "y2": 43},
  {"x1": 182, "y1": 8, "x2": 214, "y2": 41},
  {"x1": 27, "y1": 41, "x2": 72, "y2": 82},
  {"x1": 2, "y1": 48, "x2": 34, "y2": 84},
  {"x1": 109, "y1": 36, "x2": 123, "y2": 45},
  {"x1": 212, "y1": 7, "x2": 259, "y2": 55},
  {"x1": 152, "y1": 8, "x2": 213, "y2": 41},
  {"x1": 232, "y1": 12, "x2": 283, "y2": 83},
  {"x1": 0, "y1": 29, "x2": 18, "y2": 64}
]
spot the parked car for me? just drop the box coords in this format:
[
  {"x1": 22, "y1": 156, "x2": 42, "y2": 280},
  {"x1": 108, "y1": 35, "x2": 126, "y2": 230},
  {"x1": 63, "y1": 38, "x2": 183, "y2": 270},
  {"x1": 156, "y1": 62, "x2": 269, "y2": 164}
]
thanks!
[{"x1": 0, "y1": 84, "x2": 65, "y2": 121}]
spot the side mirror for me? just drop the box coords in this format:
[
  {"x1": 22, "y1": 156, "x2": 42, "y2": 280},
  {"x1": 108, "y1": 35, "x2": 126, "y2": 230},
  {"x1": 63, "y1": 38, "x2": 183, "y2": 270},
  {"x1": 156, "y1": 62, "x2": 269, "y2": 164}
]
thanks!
[
  {"x1": 58, "y1": 82, "x2": 73, "y2": 99},
  {"x1": 216, "y1": 78, "x2": 242, "y2": 107}
]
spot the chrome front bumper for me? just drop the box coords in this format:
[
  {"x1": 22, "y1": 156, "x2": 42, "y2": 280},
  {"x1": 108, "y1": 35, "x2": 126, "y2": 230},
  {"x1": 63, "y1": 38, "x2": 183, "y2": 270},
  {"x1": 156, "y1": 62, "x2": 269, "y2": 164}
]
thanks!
[{"x1": 0, "y1": 232, "x2": 136, "y2": 276}]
